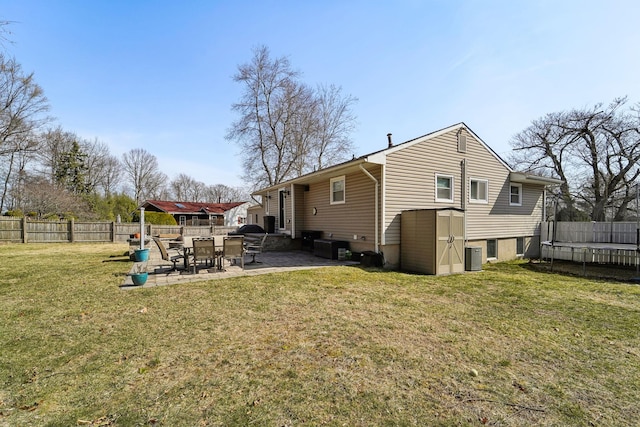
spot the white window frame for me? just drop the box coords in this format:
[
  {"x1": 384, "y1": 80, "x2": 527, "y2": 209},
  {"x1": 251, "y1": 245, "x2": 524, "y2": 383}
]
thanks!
[
  {"x1": 330, "y1": 175, "x2": 346, "y2": 205},
  {"x1": 469, "y1": 178, "x2": 488, "y2": 204},
  {"x1": 435, "y1": 174, "x2": 454, "y2": 203},
  {"x1": 179, "y1": 215, "x2": 186, "y2": 226},
  {"x1": 510, "y1": 183, "x2": 522, "y2": 206}
]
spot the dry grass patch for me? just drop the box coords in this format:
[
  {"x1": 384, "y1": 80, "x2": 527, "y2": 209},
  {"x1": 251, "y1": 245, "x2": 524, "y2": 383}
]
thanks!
[{"x1": 1, "y1": 244, "x2": 639, "y2": 425}]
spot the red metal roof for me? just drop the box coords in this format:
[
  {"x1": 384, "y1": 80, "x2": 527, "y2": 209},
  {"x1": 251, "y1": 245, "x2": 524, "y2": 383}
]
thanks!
[{"x1": 143, "y1": 200, "x2": 246, "y2": 215}]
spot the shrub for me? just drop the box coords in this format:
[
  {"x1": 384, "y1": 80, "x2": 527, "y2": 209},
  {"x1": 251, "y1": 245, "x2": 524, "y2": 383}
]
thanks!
[
  {"x1": 3, "y1": 209, "x2": 23, "y2": 217},
  {"x1": 132, "y1": 211, "x2": 177, "y2": 225}
]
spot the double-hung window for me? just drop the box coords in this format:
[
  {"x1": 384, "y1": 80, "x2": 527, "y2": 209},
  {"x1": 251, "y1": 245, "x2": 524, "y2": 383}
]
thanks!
[
  {"x1": 470, "y1": 178, "x2": 488, "y2": 203},
  {"x1": 436, "y1": 174, "x2": 454, "y2": 202},
  {"x1": 510, "y1": 183, "x2": 522, "y2": 206},
  {"x1": 330, "y1": 176, "x2": 345, "y2": 204}
]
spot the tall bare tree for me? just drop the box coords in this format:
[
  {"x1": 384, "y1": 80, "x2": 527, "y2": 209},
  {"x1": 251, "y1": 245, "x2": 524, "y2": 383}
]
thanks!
[
  {"x1": 81, "y1": 138, "x2": 114, "y2": 196},
  {"x1": 0, "y1": 54, "x2": 50, "y2": 211},
  {"x1": 313, "y1": 84, "x2": 357, "y2": 170},
  {"x1": 510, "y1": 97, "x2": 640, "y2": 221},
  {"x1": 227, "y1": 45, "x2": 357, "y2": 189},
  {"x1": 205, "y1": 183, "x2": 247, "y2": 203},
  {"x1": 20, "y1": 175, "x2": 91, "y2": 219},
  {"x1": 99, "y1": 154, "x2": 122, "y2": 197},
  {"x1": 36, "y1": 127, "x2": 76, "y2": 183},
  {"x1": 121, "y1": 148, "x2": 167, "y2": 204},
  {"x1": 170, "y1": 173, "x2": 197, "y2": 201}
]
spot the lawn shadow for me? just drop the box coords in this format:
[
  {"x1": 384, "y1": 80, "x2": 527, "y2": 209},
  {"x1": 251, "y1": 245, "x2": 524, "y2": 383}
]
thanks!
[
  {"x1": 521, "y1": 259, "x2": 640, "y2": 284},
  {"x1": 103, "y1": 252, "x2": 132, "y2": 263}
]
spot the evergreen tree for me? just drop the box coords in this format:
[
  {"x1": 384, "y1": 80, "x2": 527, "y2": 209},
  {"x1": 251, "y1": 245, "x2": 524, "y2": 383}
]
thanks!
[{"x1": 55, "y1": 140, "x2": 91, "y2": 194}]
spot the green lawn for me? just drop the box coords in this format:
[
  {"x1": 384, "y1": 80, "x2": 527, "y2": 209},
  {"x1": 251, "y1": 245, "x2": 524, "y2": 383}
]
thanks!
[{"x1": 1, "y1": 243, "x2": 639, "y2": 426}]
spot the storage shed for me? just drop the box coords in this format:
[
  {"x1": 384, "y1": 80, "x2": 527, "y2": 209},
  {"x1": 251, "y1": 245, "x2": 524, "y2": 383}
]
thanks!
[{"x1": 401, "y1": 208, "x2": 465, "y2": 275}]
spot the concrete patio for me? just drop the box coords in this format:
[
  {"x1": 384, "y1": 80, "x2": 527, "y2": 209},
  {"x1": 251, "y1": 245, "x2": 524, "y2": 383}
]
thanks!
[{"x1": 121, "y1": 242, "x2": 360, "y2": 289}]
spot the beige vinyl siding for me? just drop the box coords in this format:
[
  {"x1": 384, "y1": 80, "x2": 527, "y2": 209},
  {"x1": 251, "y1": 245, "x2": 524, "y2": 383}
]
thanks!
[
  {"x1": 293, "y1": 184, "x2": 306, "y2": 238},
  {"x1": 385, "y1": 131, "x2": 465, "y2": 244},
  {"x1": 384, "y1": 128, "x2": 544, "y2": 245},
  {"x1": 463, "y1": 137, "x2": 545, "y2": 239},
  {"x1": 302, "y1": 167, "x2": 381, "y2": 248},
  {"x1": 246, "y1": 205, "x2": 264, "y2": 225},
  {"x1": 465, "y1": 182, "x2": 544, "y2": 240}
]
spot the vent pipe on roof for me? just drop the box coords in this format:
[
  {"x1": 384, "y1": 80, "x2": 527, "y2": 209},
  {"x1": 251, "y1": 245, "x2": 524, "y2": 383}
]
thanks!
[{"x1": 387, "y1": 133, "x2": 393, "y2": 148}]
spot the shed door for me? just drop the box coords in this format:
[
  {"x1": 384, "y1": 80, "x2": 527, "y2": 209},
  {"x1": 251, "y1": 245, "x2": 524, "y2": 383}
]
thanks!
[{"x1": 436, "y1": 210, "x2": 465, "y2": 274}]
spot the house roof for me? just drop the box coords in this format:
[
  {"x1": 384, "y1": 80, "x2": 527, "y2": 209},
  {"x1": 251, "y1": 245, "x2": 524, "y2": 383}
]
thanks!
[
  {"x1": 142, "y1": 200, "x2": 246, "y2": 215},
  {"x1": 252, "y1": 122, "x2": 563, "y2": 195}
]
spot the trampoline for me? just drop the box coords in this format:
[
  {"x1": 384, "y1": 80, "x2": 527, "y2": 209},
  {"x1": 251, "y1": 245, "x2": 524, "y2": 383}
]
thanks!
[{"x1": 541, "y1": 240, "x2": 640, "y2": 275}]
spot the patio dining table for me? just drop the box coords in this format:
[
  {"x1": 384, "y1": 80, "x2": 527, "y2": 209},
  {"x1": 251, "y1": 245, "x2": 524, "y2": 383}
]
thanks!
[{"x1": 178, "y1": 236, "x2": 225, "y2": 271}]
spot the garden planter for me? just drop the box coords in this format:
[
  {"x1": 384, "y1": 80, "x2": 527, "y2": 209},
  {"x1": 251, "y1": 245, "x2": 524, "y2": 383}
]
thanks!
[
  {"x1": 131, "y1": 272, "x2": 148, "y2": 286},
  {"x1": 134, "y1": 248, "x2": 150, "y2": 262}
]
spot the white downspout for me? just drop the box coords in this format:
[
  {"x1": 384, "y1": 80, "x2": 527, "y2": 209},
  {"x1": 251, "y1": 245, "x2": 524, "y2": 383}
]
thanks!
[
  {"x1": 461, "y1": 159, "x2": 467, "y2": 248},
  {"x1": 359, "y1": 164, "x2": 379, "y2": 253}
]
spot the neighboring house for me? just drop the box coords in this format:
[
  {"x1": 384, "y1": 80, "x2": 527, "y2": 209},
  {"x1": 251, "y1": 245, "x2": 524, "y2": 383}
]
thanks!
[
  {"x1": 142, "y1": 200, "x2": 252, "y2": 227},
  {"x1": 251, "y1": 123, "x2": 562, "y2": 271}
]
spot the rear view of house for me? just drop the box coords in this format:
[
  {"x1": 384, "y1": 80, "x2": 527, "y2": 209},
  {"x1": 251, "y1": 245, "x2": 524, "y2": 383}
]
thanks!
[{"x1": 251, "y1": 123, "x2": 562, "y2": 273}]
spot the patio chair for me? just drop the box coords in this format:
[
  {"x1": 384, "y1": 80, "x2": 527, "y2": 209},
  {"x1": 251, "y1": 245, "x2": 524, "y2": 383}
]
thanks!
[
  {"x1": 223, "y1": 236, "x2": 244, "y2": 270},
  {"x1": 152, "y1": 236, "x2": 185, "y2": 271},
  {"x1": 191, "y1": 238, "x2": 216, "y2": 273},
  {"x1": 245, "y1": 233, "x2": 268, "y2": 264}
]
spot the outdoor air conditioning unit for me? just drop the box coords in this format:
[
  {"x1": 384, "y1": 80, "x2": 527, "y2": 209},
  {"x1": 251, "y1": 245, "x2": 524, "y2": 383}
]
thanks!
[{"x1": 465, "y1": 246, "x2": 482, "y2": 271}]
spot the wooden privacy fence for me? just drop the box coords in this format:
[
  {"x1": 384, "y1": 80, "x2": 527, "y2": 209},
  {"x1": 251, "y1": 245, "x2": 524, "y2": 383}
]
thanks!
[{"x1": 0, "y1": 217, "x2": 235, "y2": 243}]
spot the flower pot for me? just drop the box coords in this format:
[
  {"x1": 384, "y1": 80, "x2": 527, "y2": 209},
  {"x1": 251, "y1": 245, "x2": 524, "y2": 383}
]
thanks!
[
  {"x1": 131, "y1": 272, "x2": 148, "y2": 286},
  {"x1": 134, "y1": 248, "x2": 150, "y2": 262},
  {"x1": 134, "y1": 232, "x2": 140, "y2": 239}
]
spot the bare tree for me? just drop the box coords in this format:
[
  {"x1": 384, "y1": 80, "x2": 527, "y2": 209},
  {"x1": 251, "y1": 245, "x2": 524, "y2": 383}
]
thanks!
[
  {"x1": 227, "y1": 45, "x2": 357, "y2": 189},
  {"x1": 20, "y1": 175, "x2": 91, "y2": 218},
  {"x1": 37, "y1": 128, "x2": 122, "y2": 197},
  {"x1": 170, "y1": 173, "x2": 197, "y2": 201},
  {"x1": 81, "y1": 138, "x2": 113, "y2": 195},
  {"x1": 313, "y1": 84, "x2": 357, "y2": 170},
  {"x1": 100, "y1": 154, "x2": 122, "y2": 197},
  {"x1": 204, "y1": 184, "x2": 248, "y2": 203},
  {"x1": 510, "y1": 97, "x2": 640, "y2": 221},
  {"x1": 121, "y1": 148, "x2": 167, "y2": 204},
  {"x1": 36, "y1": 127, "x2": 76, "y2": 182},
  {"x1": 0, "y1": 54, "x2": 50, "y2": 211}
]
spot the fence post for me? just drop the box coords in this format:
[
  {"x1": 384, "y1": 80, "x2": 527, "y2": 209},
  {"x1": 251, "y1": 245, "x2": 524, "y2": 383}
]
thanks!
[
  {"x1": 111, "y1": 221, "x2": 116, "y2": 242},
  {"x1": 69, "y1": 218, "x2": 75, "y2": 243},
  {"x1": 22, "y1": 216, "x2": 28, "y2": 243}
]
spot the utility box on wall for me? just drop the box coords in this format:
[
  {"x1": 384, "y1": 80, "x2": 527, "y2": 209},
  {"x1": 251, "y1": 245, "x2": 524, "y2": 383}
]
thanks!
[
  {"x1": 401, "y1": 208, "x2": 465, "y2": 275},
  {"x1": 465, "y1": 246, "x2": 482, "y2": 271}
]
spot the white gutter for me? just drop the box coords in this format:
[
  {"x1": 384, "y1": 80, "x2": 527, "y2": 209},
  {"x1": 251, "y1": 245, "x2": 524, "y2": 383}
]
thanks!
[{"x1": 359, "y1": 164, "x2": 379, "y2": 253}]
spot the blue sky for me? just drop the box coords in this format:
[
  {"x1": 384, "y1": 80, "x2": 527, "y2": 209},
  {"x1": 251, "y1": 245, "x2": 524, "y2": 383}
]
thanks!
[{"x1": 2, "y1": 0, "x2": 639, "y2": 188}]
